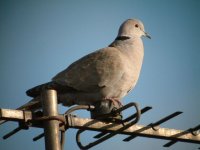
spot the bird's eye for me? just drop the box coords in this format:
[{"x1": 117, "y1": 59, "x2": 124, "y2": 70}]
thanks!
[{"x1": 135, "y1": 24, "x2": 139, "y2": 28}]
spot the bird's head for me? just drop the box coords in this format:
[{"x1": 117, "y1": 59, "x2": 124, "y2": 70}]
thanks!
[{"x1": 117, "y1": 19, "x2": 151, "y2": 39}]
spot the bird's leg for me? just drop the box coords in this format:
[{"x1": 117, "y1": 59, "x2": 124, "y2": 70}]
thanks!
[{"x1": 90, "y1": 97, "x2": 123, "y2": 122}]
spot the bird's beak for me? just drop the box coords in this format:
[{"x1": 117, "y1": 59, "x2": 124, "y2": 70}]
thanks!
[{"x1": 144, "y1": 32, "x2": 151, "y2": 39}]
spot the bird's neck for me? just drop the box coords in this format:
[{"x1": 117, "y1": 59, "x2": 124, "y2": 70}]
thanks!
[
  {"x1": 109, "y1": 36, "x2": 144, "y2": 70},
  {"x1": 115, "y1": 36, "x2": 131, "y2": 41},
  {"x1": 109, "y1": 36, "x2": 144, "y2": 56}
]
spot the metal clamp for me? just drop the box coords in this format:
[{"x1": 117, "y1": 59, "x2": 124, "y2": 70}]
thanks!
[{"x1": 32, "y1": 105, "x2": 95, "y2": 150}]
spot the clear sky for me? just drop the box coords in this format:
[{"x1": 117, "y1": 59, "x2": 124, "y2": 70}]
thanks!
[{"x1": 0, "y1": 0, "x2": 200, "y2": 150}]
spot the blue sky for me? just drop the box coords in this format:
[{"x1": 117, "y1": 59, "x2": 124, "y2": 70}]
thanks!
[{"x1": 0, "y1": 0, "x2": 200, "y2": 150}]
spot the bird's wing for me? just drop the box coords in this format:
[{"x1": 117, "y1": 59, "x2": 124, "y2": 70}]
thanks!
[{"x1": 52, "y1": 46, "x2": 126, "y2": 92}]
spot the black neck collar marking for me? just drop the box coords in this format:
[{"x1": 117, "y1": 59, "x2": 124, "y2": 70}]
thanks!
[
  {"x1": 115, "y1": 36, "x2": 131, "y2": 41},
  {"x1": 108, "y1": 36, "x2": 131, "y2": 47}
]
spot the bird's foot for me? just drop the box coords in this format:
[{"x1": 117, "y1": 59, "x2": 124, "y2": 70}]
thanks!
[{"x1": 90, "y1": 98, "x2": 123, "y2": 122}]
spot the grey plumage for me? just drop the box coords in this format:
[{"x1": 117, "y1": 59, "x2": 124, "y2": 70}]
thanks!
[{"x1": 53, "y1": 19, "x2": 149, "y2": 106}]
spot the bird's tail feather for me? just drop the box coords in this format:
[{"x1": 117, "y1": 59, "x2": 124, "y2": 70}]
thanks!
[
  {"x1": 0, "y1": 82, "x2": 76, "y2": 126},
  {"x1": 17, "y1": 97, "x2": 41, "y2": 111}
]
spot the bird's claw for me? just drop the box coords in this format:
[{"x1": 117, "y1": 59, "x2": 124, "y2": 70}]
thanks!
[{"x1": 90, "y1": 99, "x2": 123, "y2": 122}]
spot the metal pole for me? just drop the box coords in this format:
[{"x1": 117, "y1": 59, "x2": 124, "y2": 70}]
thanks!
[{"x1": 42, "y1": 89, "x2": 61, "y2": 150}]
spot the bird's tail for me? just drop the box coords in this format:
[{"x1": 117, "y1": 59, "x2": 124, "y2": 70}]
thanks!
[
  {"x1": 17, "y1": 97, "x2": 41, "y2": 111},
  {"x1": 0, "y1": 81, "x2": 76, "y2": 126}
]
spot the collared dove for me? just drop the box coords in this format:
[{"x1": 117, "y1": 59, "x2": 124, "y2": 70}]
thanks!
[
  {"x1": 52, "y1": 19, "x2": 150, "y2": 107},
  {"x1": 0, "y1": 19, "x2": 150, "y2": 124}
]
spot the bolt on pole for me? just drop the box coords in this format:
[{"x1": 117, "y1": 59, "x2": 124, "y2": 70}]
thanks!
[{"x1": 42, "y1": 89, "x2": 61, "y2": 150}]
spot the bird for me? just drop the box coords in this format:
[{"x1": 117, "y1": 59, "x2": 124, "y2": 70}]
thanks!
[{"x1": 0, "y1": 19, "x2": 150, "y2": 124}]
